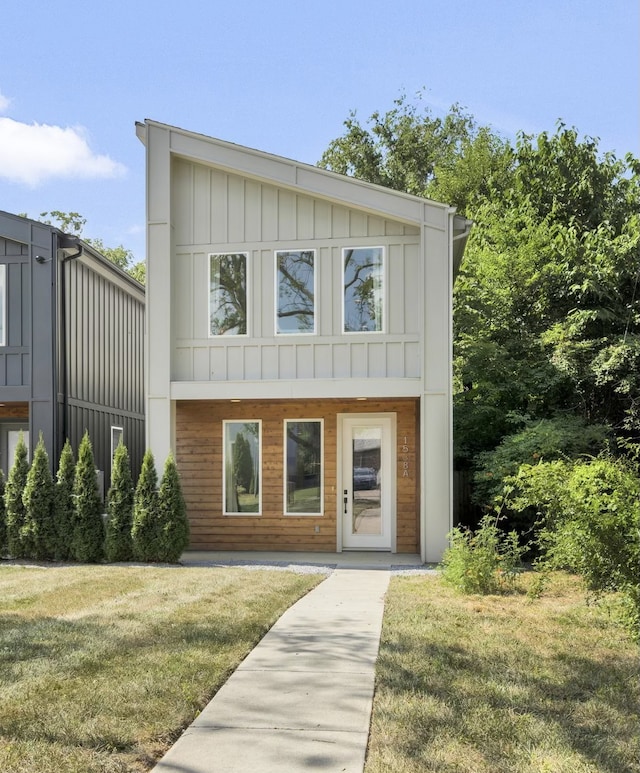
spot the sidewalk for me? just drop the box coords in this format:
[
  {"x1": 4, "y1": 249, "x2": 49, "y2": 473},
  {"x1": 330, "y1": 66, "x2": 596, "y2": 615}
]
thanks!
[{"x1": 152, "y1": 568, "x2": 390, "y2": 773}]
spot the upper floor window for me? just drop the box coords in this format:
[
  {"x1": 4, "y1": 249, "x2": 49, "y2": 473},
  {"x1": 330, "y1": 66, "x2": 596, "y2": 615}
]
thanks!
[
  {"x1": 276, "y1": 250, "x2": 316, "y2": 334},
  {"x1": 0, "y1": 264, "x2": 6, "y2": 346},
  {"x1": 343, "y1": 247, "x2": 384, "y2": 333},
  {"x1": 209, "y1": 253, "x2": 247, "y2": 336}
]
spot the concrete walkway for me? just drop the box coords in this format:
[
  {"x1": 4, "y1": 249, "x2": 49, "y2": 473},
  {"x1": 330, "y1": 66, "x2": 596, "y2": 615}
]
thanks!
[{"x1": 152, "y1": 568, "x2": 391, "y2": 773}]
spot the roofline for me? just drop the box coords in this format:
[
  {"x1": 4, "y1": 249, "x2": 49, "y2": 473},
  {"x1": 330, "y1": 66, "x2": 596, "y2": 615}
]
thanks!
[{"x1": 136, "y1": 119, "x2": 456, "y2": 225}]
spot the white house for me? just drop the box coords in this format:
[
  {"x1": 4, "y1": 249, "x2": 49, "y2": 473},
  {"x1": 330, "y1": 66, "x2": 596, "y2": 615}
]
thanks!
[{"x1": 136, "y1": 120, "x2": 471, "y2": 562}]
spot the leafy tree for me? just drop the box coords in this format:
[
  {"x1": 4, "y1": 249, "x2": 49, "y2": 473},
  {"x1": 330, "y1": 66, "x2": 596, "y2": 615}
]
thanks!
[
  {"x1": 54, "y1": 440, "x2": 75, "y2": 560},
  {"x1": 21, "y1": 433, "x2": 55, "y2": 560},
  {"x1": 105, "y1": 441, "x2": 135, "y2": 562},
  {"x1": 131, "y1": 449, "x2": 160, "y2": 561},
  {"x1": 233, "y1": 432, "x2": 254, "y2": 493},
  {"x1": 4, "y1": 432, "x2": 29, "y2": 558},
  {"x1": 157, "y1": 453, "x2": 189, "y2": 563},
  {"x1": 71, "y1": 431, "x2": 104, "y2": 562},
  {"x1": 0, "y1": 470, "x2": 6, "y2": 556}
]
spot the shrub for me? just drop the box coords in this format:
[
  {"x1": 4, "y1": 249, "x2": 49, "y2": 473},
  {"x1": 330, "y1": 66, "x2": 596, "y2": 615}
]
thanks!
[
  {"x1": 131, "y1": 449, "x2": 160, "y2": 561},
  {"x1": 54, "y1": 440, "x2": 76, "y2": 561},
  {"x1": 157, "y1": 453, "x2": 189, "y2": 562},
  {"x1": 71, "y1": 431, "x2": 104, "y2": 563},
  {"x1": 441, "y1": 514, "x2": 526, "y2": 594},
  {"x1": 21, "y1": 433, "x2": 55, "y2": 560},
  {"x1": 0, "y1": 470, "x2": 6, "y2": 557},
  {"x1": 510, "y1": 456, "x2": 640, "y2": 639},
  {"x1": 105, "y1": 441, "x2": 135, "y2": 562},
  {"x1": 4, "y1": 432, "x2": 30, "y2": 558}
]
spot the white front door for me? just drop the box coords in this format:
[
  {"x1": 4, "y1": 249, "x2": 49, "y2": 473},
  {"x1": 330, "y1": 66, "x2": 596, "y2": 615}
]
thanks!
[{"x1": 339, "y1": 414, "x2": 395, "y2": 551}]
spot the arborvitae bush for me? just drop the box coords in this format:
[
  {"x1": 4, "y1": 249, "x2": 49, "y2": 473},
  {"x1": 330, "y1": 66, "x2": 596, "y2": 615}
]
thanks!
[
  {"x1": 71, "y1": 431, "x2": 104, "y2": 563},
  {"x1": 21, "y1": 433, "x2": 55, "y2": 560},
  {"x1": 0, "y1": 470, "x2": 6, "y2": 557},
  {"x1": 157, "y1": 453, "x2": 189, "y2": 562},
  {"x1": 54, "y1": 440, "x2": 76, "y2": 561},
  {"x1": 105, "y1": 441, "x2": 135, "y2": 562},
  {"x1": 4, "y1": 432, "x2": 30, "y2": 558},
  {"x1": 132, "y1": 449, "x2": 160, "y2": 561}
]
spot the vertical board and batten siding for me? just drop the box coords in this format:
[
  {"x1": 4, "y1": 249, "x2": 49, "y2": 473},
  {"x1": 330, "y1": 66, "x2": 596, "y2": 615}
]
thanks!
[
  {"x1": 176, "y1": 398, "x2": 419, "y2": 552},
  {"x1": 0, "y1": 237, "x2": 31, "y2": 391},
  {"x1": 64, "y1": 257, "x2": 145, "y2": 486},
  {"x1": 170, "y1": 159, "x2": 422, "y2": 383}
]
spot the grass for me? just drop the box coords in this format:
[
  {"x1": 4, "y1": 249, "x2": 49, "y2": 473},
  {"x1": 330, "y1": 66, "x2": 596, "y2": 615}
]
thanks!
[
  {"x1": 365, "y1": 572, "x2": 640, "y2": 773},
  {"x1": 0, "y1": 564, "x2": 322, "y2": 772}
]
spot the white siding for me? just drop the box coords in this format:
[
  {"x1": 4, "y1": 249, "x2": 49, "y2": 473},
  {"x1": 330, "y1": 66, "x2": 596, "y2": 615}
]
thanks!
[{"x1": 170, "y1": 158, "x2": 427, "y2": 384}]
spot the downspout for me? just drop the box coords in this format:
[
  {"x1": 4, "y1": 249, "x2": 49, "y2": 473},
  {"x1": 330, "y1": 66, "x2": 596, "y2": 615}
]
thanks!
[{"x1": 58, "y1": 236, "x2": 83, "y2": 452}]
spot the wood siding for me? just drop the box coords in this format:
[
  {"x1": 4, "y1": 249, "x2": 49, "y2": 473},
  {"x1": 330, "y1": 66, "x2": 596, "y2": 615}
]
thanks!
[
  {"x1": 176, "y1": 397, "x2": 419, "y2": 552},
  {"x1": 170, "y1": 159, "x2": 423, "y2": 383}
]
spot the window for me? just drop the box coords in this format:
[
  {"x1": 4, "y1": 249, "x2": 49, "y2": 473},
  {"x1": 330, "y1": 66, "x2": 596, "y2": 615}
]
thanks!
[
  {"x1": 0, "y1": 264, "x2": 6, "y2": 346},
  {"x1": 111, "y1": 426, "x2": 123, "y2": 463},
  {"x1": 209, "y1": 253, "x2": 247, "y2": 336},
  {"x1": 276, "y1": 250, "x2": 316, "y2": 334},
  {"x1": 284, "y1": 420, "x2": 323, "y2": 515},
  {"x1": 343, "y1": 247, "x2": 384, "y2": 333},
  {"x1": 223, "y1": 421, "x2": 261, "y2": 514}
]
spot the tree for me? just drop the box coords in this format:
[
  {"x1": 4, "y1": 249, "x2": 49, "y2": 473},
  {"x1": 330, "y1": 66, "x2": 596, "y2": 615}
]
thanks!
[
  {"x1": 0, "y1": 470, "x2": 6, "y2": 557},
  {"x1": 54, "y1": 440, "x2": 76, "y2": 560},
  {"x1": 71, "y1": 431, "x2": 104, "y2": 562},
  {"x1": 4, "y1": 431, "x2": 29, "y2": 558},
  {"x1": 21, "y1": 433, "x2": 55, "y2": 560},
  {"x1": 233, "y1": 432, "x2": 254, "y2": 494},
  {"x1": 105, "y1": 440, "x2": 135, "y2": 562},
  {"x1": 157, "y1": 453, "x2": 189, "y2": 562},
  {"x1": 131, "y1": 449, "x2": 160, "y2": 561}
]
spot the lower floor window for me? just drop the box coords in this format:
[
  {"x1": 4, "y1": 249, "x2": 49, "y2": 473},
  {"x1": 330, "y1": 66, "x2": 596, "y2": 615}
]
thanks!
[
  {"x1": 284, "y1": 420, "x2": 323, "y2": 515},
  {"x1": 223, "y1": 420, "x2": 261, "y2": 514}
]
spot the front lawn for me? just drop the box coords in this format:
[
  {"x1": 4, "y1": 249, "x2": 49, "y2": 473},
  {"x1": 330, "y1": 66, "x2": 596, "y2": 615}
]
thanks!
[
  {"x1": 365, "y1": 572, "x2": 639, "y2": 773},
  {"x1": 0, "y1": 564, "x2": 322, "y2": 772}
]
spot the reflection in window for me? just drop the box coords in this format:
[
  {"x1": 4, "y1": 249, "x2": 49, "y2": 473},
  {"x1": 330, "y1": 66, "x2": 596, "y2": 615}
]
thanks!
[
  {"x1": 0, "y1": 264, "x2": 6, "y2": 346},
  {"x1": 223, "y1": 421, "x2": 261, "y2": 514},
  {"x1": 343, "y1": 247, "x2": 384, "y2": 332},
  {"x1": 209, "y1": 253, "x2": 247, "y2": 336},
  {"x1": 276, "y1": 250, "x2": 315, "y2": 334},
  {"x1": 285, "y1": 420, "x2": 323, "y2": 515},
  {"x1": 111, "y1": 426, "x2": 123, "y2": 464}
]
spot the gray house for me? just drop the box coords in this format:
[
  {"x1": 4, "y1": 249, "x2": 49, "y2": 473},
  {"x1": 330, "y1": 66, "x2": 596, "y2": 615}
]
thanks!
[{"x1": 0, "y1": 210, "x2": 145, "y2": 495}]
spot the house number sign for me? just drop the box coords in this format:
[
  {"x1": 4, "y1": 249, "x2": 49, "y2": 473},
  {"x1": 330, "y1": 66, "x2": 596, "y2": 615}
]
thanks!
[{"x1": 400, "y1": 436, "x2": 411, "y2": 478}]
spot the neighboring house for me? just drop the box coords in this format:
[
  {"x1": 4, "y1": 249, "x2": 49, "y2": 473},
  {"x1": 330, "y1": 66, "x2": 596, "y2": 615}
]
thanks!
[
  {"x1": 136, "y1": 120, "x2": 471, "y2": 562},
  {"x1": 0, "y1": 211, "x2": 145, "y2": 496}
]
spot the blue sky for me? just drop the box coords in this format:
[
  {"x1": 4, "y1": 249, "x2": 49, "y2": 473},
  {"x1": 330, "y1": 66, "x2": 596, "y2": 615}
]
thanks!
[{"x1": 1, "y1": 0, "x2": 638, "y2": 263}]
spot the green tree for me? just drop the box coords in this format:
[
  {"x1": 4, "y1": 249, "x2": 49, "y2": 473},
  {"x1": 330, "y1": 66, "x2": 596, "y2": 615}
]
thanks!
[
  {"x1": 233, "y1": 433, "x2": 254, "y2": 493},
  {"x1": 131, "y1": 450, "x2": 160, "y2": 561},
  {"x1": 4, "y1": 432, "x2": 29, "y2": 558},
  {"x1": 71, "y1": 431, "x2": 104, "y2": 563},
  {"x1": 105, "y1": 441, "x2": 135, "y2": 562},
  {"x1": 21, "y1": 433, "x2": 55, "y2": 560},
  {"x1": 54, "y1": 440, "x2": 75, "y2": 560},
  {"x1": 157, "y1": 453, "x2": 189, "y2": 563},
  {"x1": 0, "y1": 470, "x2": 6, "y2": 556}
]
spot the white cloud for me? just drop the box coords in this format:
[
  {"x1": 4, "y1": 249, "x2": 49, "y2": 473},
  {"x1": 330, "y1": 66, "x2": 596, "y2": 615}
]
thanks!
[
  {"x1": 0, "y1": 91, "x2": 10, "y2": 112},
  {"x1": 0, "y1": 117, "x2": 126, "y2": 187}
]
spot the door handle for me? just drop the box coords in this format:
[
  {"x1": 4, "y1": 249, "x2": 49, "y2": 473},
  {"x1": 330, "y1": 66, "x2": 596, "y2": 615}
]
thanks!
[{"x1": 343, "y1": 492, "x2": 348, "y2": 514}]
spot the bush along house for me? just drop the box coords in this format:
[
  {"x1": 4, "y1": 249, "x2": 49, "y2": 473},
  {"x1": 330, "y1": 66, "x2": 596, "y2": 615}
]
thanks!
[
  {"x1": 0, "y1": 211, "x2": 145, "y2": 496},
  {"x1": 136, "y1": 120, "x2": 471, "y2": 562}
]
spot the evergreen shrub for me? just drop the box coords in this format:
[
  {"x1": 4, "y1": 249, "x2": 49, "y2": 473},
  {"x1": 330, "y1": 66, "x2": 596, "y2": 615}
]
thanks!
[
  {"x1": 21, "y1": 433, "x2": 55, "y2": 560},
  {"x1": 157, "y1": 453, "x2": 189, "y2": 562},
  {"x1": 71, "y1": 431, "x2": 104, "y2": 563},
  {"x1": 54, "y1": 440, "x2": 76, "y2": 561},
  {"x1": 4, "y1": 432, "x2": 30, "y2": 558},
  {"x1": 105, "y1": 440, "x2": 135, "y2": 562},
  {"x1": 132, "y1": 449, "x2": 160, "y2": 561}
]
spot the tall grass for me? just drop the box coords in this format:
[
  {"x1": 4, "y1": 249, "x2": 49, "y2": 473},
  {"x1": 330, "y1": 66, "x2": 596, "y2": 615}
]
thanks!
[{"x1": 0, "y1": 565, "x2": 322, "y2": 772}]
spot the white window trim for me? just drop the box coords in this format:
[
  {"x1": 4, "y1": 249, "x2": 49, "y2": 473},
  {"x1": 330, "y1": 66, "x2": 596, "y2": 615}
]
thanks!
[
  {"x1": 274, "y1": 249, "x2": 317, "y2": 336},
  {"x1": 283, "y1": 419, "x2": 324, "y2": 516},
  {"x1": 341, "y1": 246, "x2": 385, "y2": 334},
  {"x1": 208, "y1": 252, "x2": 250, "y2": 338},
  {"x1": 222, "y1": 419, "x2": 262, "y2": 516},
  {"x1": 0, "y1": 264, "x2": 6, "y2": 347}
]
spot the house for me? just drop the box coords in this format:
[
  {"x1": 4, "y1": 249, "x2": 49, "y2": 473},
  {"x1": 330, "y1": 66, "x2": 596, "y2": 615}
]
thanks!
[
  {"x1": 136, "y1": 120, "x2": 471, "y2": 562},
  {"x1": 0, "y1": 211, "x2": 145, "y2": 496}
]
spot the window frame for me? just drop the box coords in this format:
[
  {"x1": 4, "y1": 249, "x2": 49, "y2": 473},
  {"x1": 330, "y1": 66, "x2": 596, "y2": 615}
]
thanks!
[
  {"x1": 283, "y1": 419, "x2": 324, "y2": 517},
  {"x1": 222, "y1": 419, "x2": 262, "y2": 516},
  {"x1": 342, "y1": 246, "x2": 385, "y2": 334},
  {"x1": 208, "y1": 252, "x2": 249, "y2": 337},
  {"x1": 110, "y1": 426, "x2": 124, "y2": 466},
  {"x1": 0, "y1": 264, "x2": 6, "y2": 346},
  {"x1": 274, "y1": 249, "x2": 317, "y2": 335}
]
